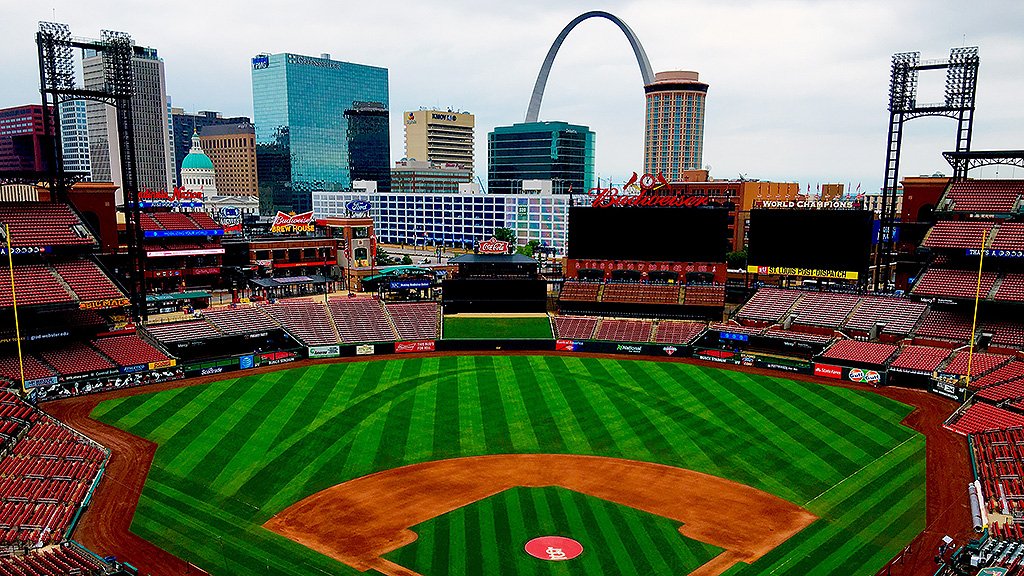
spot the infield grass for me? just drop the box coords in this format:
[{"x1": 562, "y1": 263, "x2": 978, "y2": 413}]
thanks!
[
  {"x1": 92, "y1": 355, "x2": 926, "y2": 576},
  {"x1": 443, "y1": 315, "x2": 553, "y2": 339}
]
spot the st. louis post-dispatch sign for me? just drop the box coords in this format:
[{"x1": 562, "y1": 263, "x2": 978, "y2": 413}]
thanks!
[{"x1": 747, "y1": 266, "x2": 859, "y2": 280}]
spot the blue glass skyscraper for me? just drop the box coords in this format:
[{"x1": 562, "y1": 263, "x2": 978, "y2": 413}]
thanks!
[{"x1": 251, "y1": 53, "x2": 389, "y2": 213}]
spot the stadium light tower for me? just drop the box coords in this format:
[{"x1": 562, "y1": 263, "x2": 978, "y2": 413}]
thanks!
[{"x1": 875, "y1": 47, "x2": 979, "y2": 291}]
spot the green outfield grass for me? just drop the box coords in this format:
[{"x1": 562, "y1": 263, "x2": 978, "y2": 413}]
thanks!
[
  {"x1": 443, "y1": 315, "x2": 553, "y2": 339},
  {"x1": 92, "y1": 355, "x2": 926, "y2": 576},
  {"x1": 384, "y1": 486, "x2": 723, "y2": 575}
]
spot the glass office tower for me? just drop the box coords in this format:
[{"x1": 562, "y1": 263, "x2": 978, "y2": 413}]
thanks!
[
  {"x1": 487, "y1": 121, "x2": 595, "y2": 195},
  {"x1": 251, "y1": 53, "x2": 389, "y2": 213}
]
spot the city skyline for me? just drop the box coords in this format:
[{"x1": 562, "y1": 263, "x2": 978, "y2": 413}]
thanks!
[{"x1": 2, "y1": 1, "x2": 1023, "y2": 191}]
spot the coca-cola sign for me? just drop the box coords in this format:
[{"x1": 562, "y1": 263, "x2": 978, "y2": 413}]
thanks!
[
  {"x1": 479, "y1": 237, "x2": 510, "y2": 254},
  {"x1": 589, "y1": 171, "x2": 711, "y2": 208}
]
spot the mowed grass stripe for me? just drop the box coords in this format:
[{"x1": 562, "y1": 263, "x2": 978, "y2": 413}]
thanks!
[
  {"x1": 432, "y1": 357, "x2": 462, "y2": 460},
  {"x1": 457, "y1": 356, "x2": 487, "y2": 455},
  {"x1": 170, "y1": 370, "x2": 290, "y2": 482},
  {"x1": 512, "y1": 359, "x2": 569, "y2": 453},
  {"x1": 697, "y1": 368, "x2": 843, "y2": 487},
  {"x1": 473, "y1": 356, "x2": 515, "y2": 454},
  {"x1": 530, "y1": 356, "x2": 595, "y2": 453},
  {"x1": 796, "y1": 383, "x2": 911, "y2": 448},
  {"x1": 102, "y1": 383, "x2": 208, "y2": 438},
  {"x1": 403, "y1": 359, "x2": 439, "y2": 463},
  {"x1": 473, "y1": 497, "x2": 501, "y2": 575},
  {"x1": 214, "y1": 364, "x2": 339, "y2": 495},
  {"x1": 149, "y1": 377, "x2": 259, "y2": 457},
  {"x1": 549, "y1": 356, "x2": 633, "y2": 458},
  {"x1": 490, "y1": 356, "x2": 541, "y2": 452}
]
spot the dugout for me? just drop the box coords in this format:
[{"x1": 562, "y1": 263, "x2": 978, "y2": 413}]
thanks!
[{"x1": 442, "y1": 254, "x2": 546, "y2": 313}]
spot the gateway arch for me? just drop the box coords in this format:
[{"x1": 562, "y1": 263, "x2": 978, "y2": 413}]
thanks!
[{"x1": 525, "y1": 11, "x2": 654, "y2": 123}]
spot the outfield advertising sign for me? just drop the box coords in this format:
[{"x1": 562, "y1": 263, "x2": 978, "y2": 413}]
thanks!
[
  {"x1": 814, "y1": 363, "x2": 886, "y2": 385},
  {"x1": 356, "y1": 344, "x2": 375, "y2": 356},
  {"x1": 395, "y1": 341, "x2": 436, "y2": 354},
  {"x1": 308, "y1": 345, "x2": 341, "y2": 359}
]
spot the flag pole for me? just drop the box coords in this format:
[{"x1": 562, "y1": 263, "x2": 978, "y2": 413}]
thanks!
[
  {"x1": 965, "y1": 229, "x2": 987, "y2": 389},
  {"x1": 5, "y1": 225, "x2": 26, "y2": 397}
]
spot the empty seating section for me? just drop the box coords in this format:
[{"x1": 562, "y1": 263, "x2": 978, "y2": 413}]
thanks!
[
  {"x1": 976, "y1": 377, "x2": 1024, "y2": 403},
  {"x1": 923, "y1": 220, "x2": 995, "y2": 249},
  {"x1": 971, "y1": 362, "x2": 1024, "y2": 389},
  {"x1": 735, "y1": 288, "x2": 803, "y2": 323},
  {"x1": 821, "y1": 340, "x2": 898, "y2": 365},
  {"x1": 943, "y1": 351, "x2": 1011, "y2": 376},
  {"x1": 0, "y1": 266, "x2": 72, "y2": 308},
  {"x1": 51, "y1": 260, "x2": 123, "y2": 302},
  {"x1": 992, "y1": 223, "x2": 1024, "y2": 251},
  {"x1": 594, "y1": 319, "x2": 652, "y2": 343},
  {"x1": 554, "y1": 316, "x2": 599, "y2": 340},
  {"x1": 144, "y1": 320, "x2": 221, "y2": 344},
  {"x1": 912, "y1": 268, "x2": 997, "y2": 300},
  {"x1": 984, "y1": 320, "x2": 1024, "y2": 349},
  {"x1": 913, "y1": 310, "x2": 973, "y2": 343},
  {"x1": 889, "y1": 346, "x2": 952, "y2": 373},
  {"x1": 38, "y1": 344, "x2": 113, "y2": 377},
  {"x1": 152, "y1": 212, "x2": 200, "y2": 231},
  {"x1": 653, "y1": 321, "x2": 704, "y2": 344},
  {"x1": 0, "y1": 203, "x2": 92, "y2": 248},
  {"x1": 260, "y1": 301, "x2": 338, "y2": 346},
  {"x1": 682, "y1": 284, "x2": 725, "y2": 307},
  {"x1": 788, "y1": 292, "x2": 859, "y2": 329},
  {"x1": 970, "y1": 429, "x2": 1024, "y2": 521},
  {"x1": 709, "y1": 322, "x2": 764, "y2": 336},
  {"x1": 328, "y1": 298, "x2": 397, "y2": 343},
  {"x1": 763, "y1": 327, "x2": 834, "y2": 344},
  {"x1": 139, "y1": 214, "x2": 161, "y2": 231},
  {"x1": 943, "y1": 180, "x2": 1024, "y2": 213},
  {"x1": 0, "y1": 355, "x2": 53, "y2": 384},
  {"x1": 91, "y1": 334, "x2": 168, "y2": 367},
  {"x1": 601, "y1": 283, "x2": 680, "y2": 305},
  {"x1": 559, "y1": 281, "x2": 601, "y2": 302},
  {"x1": 186, "y1": 211, "x2": 222, "y2": 230},
  {"x1": 202, "y1": 306, "x2": 278, "y2": 336},
  {"x1": 0, "y1": 544, "x2": 105, "y2": 575},
  {"x1": 947, "y1": 403, "x2": 1024, "y2": 435},
  {"x1": 843, "y1": 297, "x2": 927, "y2": 336},
  {"x1": 0, "y1": 405, "x2": 107, "y2": 547},
  {"x1": 385, "y1": 302, "x2": 439, "y2": 340},
  {"x1": 995, "y1": 274, "x2": 1024, "y2": 303}
]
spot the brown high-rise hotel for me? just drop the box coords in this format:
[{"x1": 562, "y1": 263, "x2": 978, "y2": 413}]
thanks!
[
  {"x1": 199, "y1": 123, "x2": 258, "y2": 196},
  {"x1": 643, "y1": 71, "x2": 708, "y2": 182}
]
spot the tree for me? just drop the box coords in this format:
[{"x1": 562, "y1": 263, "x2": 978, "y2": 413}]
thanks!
[
  {"x1": 726, "y1": 249, "x2": 748, "y2": 270},
  {"x1": 375, "y1": 247, "x2": 392, "y2": 266},
  {"x1": 492, "y1": 227, "x2": 516, "y2": 244},
  {"x1": 401, "y1": 255, "x2": 413, "y2": 265},
  {"x1": 516, "y1": 239, "x2": 541, "y2": 258}
]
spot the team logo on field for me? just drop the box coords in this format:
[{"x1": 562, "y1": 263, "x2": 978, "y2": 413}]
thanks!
[{"x1": 524, "y1": 536, "x2": 583, "y2": 561}]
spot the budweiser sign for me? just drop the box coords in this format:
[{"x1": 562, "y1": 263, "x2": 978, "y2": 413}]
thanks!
[
  {"x1": 138, "y1": 187, "x2": 204, "y2": 201},
  {"x1": 270, "y1": 211, "x2": 315, "y2": 233},
  {"x1": 479, "y1": 237, "x2": 510, "y2": 254},
  {"x1": 589, "y1": 171, "x2": 711, "y2": 208}
]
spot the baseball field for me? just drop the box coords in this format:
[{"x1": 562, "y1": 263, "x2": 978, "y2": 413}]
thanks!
[{"x1": 88, "y1": 355, "x2": 926, "y2": 575}]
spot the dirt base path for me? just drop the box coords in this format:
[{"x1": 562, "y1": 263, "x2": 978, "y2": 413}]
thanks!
[
  {"x1": 265, "y1": 454, "x2": 817, "y2": 576},
  {"x1": 44, "y1": 352, "x2": 971, "y2": 576}
]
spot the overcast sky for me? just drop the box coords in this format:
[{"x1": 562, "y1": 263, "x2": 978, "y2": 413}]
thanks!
[{"x1": 2, "y1": 0, "x2": 1023, "y2": 191}]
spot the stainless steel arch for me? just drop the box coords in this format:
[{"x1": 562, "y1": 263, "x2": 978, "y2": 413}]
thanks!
[{"x1": 525, "y1": 11, "x2": 654, "y2": 123}]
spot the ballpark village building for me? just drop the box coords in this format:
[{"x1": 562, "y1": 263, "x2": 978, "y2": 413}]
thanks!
[{"x1": 313, "y1": 190, "x2": 570, "y2": 253}]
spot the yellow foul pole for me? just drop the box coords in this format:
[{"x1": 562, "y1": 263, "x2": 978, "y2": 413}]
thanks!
[
  {"x1": 5, "y1": 225, "x2": 26, "y2": 397},
  {"x1": 965, "y1": 229, "x2": 988, "y2": 389}
]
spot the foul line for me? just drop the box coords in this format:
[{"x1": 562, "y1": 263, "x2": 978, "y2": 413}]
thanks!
[{"x1": 802, "y1": 435, "x2": 918, "y2": 508}]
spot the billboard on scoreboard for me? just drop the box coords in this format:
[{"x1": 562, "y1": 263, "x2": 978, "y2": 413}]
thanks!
[
  {"x1": 747, "y1": 209, "x2": 872, "y2": 278},
  {"x1": 568, "y1": 206, "x2": 729, "y2": 263}
]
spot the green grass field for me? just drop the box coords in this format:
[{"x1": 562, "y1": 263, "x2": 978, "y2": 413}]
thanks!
[
  {"x1": 443, "y1": 316, "x2": 554, "y2": 339},
  {"x1": 92, "y1": 355, "x2": 925, "y2": 576},
  {"x1": 384, "y1": 486, "x2": 723, "y2": 575}
]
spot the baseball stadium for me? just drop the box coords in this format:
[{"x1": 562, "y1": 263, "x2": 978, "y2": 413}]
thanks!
[{"x1": 0, "y1": 16, "x2": 1020, "y2": 576}]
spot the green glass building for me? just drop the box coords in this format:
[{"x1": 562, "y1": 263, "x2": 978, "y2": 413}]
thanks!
[
  {"x1": 251, "y1": 53, "x2": 389, "y2": 213},
  {"x1": 487, "y1": 121, "x2": 595, "y2": 195}
]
